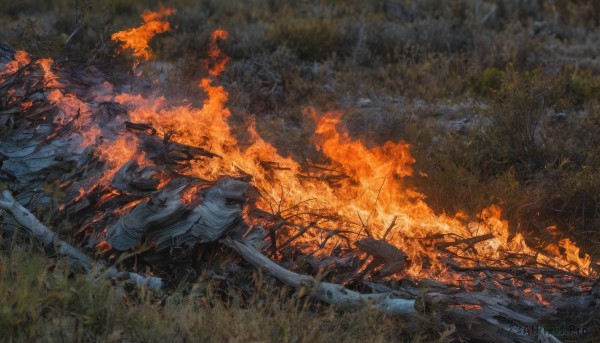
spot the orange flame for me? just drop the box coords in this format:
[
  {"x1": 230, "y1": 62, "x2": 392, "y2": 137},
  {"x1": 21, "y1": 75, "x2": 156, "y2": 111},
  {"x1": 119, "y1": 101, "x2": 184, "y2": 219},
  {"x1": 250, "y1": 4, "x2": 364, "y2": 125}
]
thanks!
[
  {"x1": 9, "y1": 8, "x2": 589, "y2": 283},
  {"x1": 37, "y1": 58, "x2": 104, "y2": 146},
  {"x1": 205, "y1": 29, "x2": 230, "y2": 77},
  {"x1": 0, "y1": 50, "x2": 30, "y2": 76},
  {"x1": 559, "y1": 238, "x2": 592, "y2": 274},
  {"x1": 111, "y1": 6, "x2": 175, "y2": 65},
  {"x1": 104, "y1": 26, "x2": 595, "y2": 281}
]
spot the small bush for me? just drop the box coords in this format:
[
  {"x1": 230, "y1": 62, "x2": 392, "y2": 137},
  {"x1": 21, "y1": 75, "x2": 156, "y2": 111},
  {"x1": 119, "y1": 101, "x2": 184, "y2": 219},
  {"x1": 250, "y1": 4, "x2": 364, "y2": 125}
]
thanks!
[
  {"x1": 565, "y1": 69, "x2": 600, "y2": 107},
  {"x1": 472, "y1": 69, "x2": 560, "y2": 178},
  {"x1": 469, "y1": 67, "x2": 503, "y2": 95},
  {"x1": 268, "y1": 14, "x2": 341, "y2": 61}
]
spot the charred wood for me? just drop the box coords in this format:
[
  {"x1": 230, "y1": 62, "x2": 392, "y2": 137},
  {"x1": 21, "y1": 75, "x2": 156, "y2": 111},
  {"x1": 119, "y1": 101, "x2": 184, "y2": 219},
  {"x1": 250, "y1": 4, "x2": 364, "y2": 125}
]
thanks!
[{"x1": 354, "y1": 237, "x2": 408, "y2": 275}]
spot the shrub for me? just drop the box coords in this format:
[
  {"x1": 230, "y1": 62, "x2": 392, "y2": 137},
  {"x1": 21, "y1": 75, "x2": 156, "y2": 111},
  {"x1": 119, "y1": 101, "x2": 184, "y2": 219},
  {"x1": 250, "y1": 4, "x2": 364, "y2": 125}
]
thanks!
[
  {"x1": 564, "y1": 69, "x2": 600, "y2": 108},
  {"x1": 469, "y1": 67, "x2": 503, "y2": 95},
  {"x1": 470, "y1": 69, "x2": 561, "y2": 178},
  {"x1": 268, "y1": 13, "x2": 341, "y2": 61}
]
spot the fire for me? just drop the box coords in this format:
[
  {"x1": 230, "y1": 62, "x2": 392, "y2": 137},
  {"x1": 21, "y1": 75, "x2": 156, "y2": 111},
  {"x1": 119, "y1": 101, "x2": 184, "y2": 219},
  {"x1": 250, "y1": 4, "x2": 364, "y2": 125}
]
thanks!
[
  {"x1": 103, "y1": 18, "x2": 596, "y2": 281},
  {"x1": 0, "y1": 50, "x2": 30, "y2": 76},
  {"x1": 314, "y1": 111, "x2": 415, "y2": 179},
  {"x1": 559, "y1": 238, "x2": 592, "y2": 274},
  {"x1": 205, "y1": 29, "x2": 230, "y2": 77},
  {"x1": 6, "y1": 8, "x2": 593, "y2": 283},
  {"x1": 111, "y1": 6, "x2": 176, "y2": 66},
  {"x1": 98, "y1": 136, "x2": 142, "y2": 169}
]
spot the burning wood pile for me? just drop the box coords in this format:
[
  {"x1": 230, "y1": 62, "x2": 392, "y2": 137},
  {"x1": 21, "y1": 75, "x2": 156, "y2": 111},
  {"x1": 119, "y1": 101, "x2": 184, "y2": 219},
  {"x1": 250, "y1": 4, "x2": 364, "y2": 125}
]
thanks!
[{"x1": 0, "y1": 8, "x2": 598, "y2": 342}]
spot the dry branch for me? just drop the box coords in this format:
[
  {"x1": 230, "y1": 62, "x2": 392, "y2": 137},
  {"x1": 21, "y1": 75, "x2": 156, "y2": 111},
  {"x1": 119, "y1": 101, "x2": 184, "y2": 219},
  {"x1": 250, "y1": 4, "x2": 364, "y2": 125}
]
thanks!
[
  {"x1": 445, "y1": 258, "x2": 591, "y2": 280},
  {"x1": 354, "y1": 237, "x2": 407, "y2": 275},
  {"x1": 0, "y1": 190, "x2": 163, "y2": 291},
  {"x1": 225, "y1": 238, "x2": 416, "y2": 314},
  {"x1": 435, "y1": 233, "x2": 494, "y2": 249}
]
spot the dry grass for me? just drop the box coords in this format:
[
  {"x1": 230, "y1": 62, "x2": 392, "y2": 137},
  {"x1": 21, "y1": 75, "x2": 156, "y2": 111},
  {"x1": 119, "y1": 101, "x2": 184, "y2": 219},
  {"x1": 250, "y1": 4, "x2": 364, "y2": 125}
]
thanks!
[{"x1": 0, "y1": 234, "x2": 421, "y2": 343}]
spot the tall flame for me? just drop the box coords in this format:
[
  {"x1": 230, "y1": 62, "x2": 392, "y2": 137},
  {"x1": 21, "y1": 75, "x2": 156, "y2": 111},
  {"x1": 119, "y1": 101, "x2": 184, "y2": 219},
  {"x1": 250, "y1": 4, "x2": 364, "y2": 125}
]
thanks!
[
  {"x1": 111, "y1": 6, "x2": 176, "y2": 65},
  {"x1": 205, "y1": 29, "x2": 230, "y2": 77}
]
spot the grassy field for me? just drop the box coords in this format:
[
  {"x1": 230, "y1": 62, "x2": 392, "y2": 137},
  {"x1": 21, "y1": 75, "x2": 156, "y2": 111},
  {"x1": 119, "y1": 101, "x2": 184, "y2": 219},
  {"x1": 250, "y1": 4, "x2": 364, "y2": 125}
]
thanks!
[{"x1": 1, "y1": 0, "x2": 600, "y2": 341}]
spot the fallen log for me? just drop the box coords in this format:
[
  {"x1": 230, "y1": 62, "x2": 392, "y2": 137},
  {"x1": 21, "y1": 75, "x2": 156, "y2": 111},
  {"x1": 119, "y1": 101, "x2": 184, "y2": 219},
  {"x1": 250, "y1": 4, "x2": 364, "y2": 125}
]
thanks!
[
  {"x1": 225, "y1": 238, "x2": 416, "y2": 314},
  {"x1": 224, "y1": 239, "x2": 573, "y2": 343},
  {"x1": 107, "y1": 177, "x2": 249, "y2": 251}
]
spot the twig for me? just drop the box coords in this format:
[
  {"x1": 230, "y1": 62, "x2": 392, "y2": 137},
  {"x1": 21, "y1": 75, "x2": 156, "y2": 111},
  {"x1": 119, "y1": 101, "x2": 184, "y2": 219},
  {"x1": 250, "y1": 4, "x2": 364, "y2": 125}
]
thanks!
[
  {"x1": 277, "y1": 222, "x2": 316, "y2": 252},
  {"x1": 382, "y1": 216, "x2": 398, "y2": 241},
  {"x1": 365, "y1": 176, "x2": 386, "y2": 226},
  {"x1": 445, "y1": 258, "x2": 591, "y2": 280},
  {"x1": 266, "y1": 217, "x2": 288, "y2": 257},
  {"x1": 356, "y1": 212, "x2": 373, "y2": 238},
  {"x1": 435, "y1": 233, "x2": 494, "y2": 252}
]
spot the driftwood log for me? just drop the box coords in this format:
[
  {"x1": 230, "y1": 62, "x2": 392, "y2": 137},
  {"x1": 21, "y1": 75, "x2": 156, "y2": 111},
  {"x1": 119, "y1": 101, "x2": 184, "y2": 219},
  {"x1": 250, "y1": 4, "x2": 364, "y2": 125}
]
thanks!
[
  {"x1": 226, "y1": 238, "x2": 416, "y2": 314},
  {"x1": 0, "y1": 190, "x2": 163, "y2": 290}
]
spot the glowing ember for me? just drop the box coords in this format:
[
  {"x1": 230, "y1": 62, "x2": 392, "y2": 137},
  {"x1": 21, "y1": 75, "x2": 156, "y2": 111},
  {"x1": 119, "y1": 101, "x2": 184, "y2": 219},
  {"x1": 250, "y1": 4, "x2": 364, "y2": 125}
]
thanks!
[
  {"x1": 113, "y1": 199, "x2": 145, "y2": 216},
  {"x1": 0, "y1": 50, "x2": 30, "y2": 76},
  {"x1": 535, "y1": 293, "x2": 551, "y2": 306},
  {"x1": 454, "y1": 304, "x2": 484, "y2": 311},
  {"x1": 96, "y1": 240, "x2": 112, "y2": 253}
]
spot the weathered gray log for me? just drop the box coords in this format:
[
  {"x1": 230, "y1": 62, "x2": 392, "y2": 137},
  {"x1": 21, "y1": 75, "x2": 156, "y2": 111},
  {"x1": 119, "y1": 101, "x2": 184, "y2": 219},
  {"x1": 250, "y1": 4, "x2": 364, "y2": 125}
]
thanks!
[
  {"x1": 150, "y1": 177, "x2": 248, "y2": 249},
  {"x1": 107, "y1": 177, "x2": 248, "y2": 251},
  {"x1": 425, "y1": 288, "x2": 599, "y2": 343},
  {"x1": 0, "y1": 190, "x2": 163, "y2": 290},
  {"x1": 106, "y1": 182, "x2": 188, "y2": 250},
  {"x1": 0, "y1": 189, "x2": 92, "y2": 270},
  {"x1": 225, "y1": 238, "x2": 416, "y2": 314},
  {"x1": 0, "y1": 51, "x2": 101, "y2": 210},
  {"x1": 111, "y1": 160, "x2": 160, "y2": 194}
]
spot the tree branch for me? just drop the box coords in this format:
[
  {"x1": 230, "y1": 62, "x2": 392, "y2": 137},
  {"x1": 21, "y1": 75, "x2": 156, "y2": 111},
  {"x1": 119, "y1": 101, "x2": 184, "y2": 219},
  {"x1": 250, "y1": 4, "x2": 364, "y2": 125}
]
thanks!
[{"x1": 224, "y1": 238, "x2": 415, "y2": 314}]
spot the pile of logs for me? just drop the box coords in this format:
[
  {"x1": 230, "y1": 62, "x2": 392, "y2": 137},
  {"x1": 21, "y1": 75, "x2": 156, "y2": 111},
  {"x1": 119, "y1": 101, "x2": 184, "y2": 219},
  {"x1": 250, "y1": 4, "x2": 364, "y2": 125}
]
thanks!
[{"x1": 0, "y1": 45, "x2": 598, "y2": 342}]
